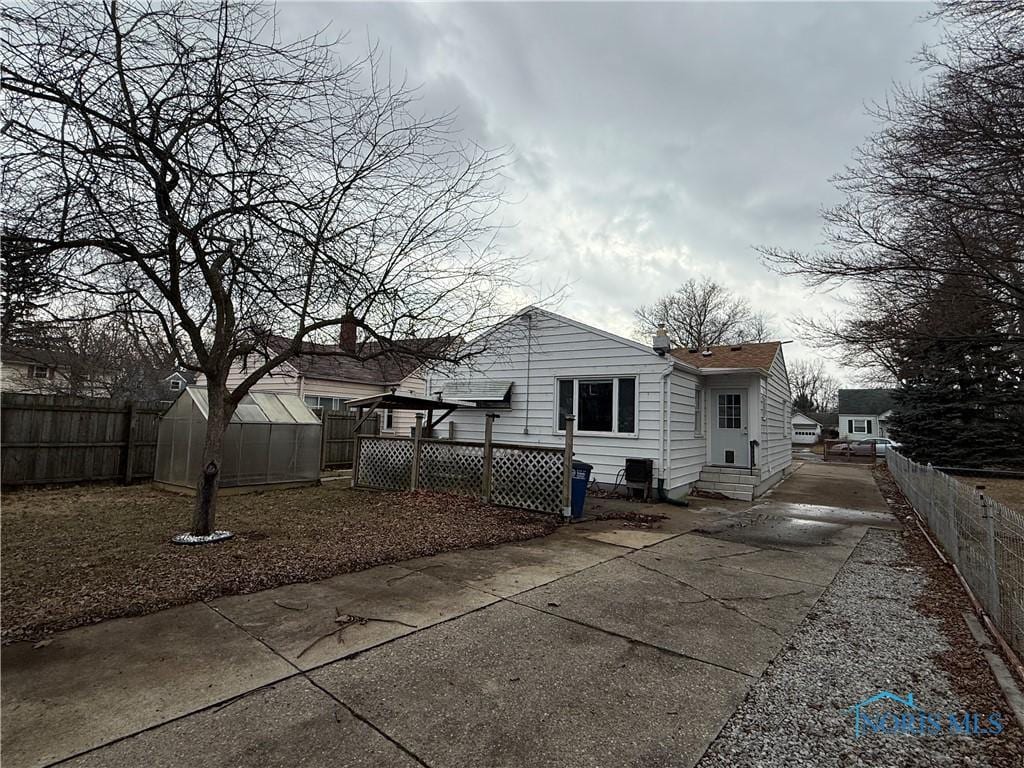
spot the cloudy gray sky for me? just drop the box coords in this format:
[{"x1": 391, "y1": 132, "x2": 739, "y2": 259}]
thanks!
[{"x1": 282, "y1": 1, "x2": 940, "y2": 383}]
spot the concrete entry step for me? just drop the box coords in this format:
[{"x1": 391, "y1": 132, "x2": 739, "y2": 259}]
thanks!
[
  {"x1": 699, "y1": 470, "x2": 757, "y2": 486},
  {"x1": 694, "y1": 482, "x2": 754, "y2": 502}
]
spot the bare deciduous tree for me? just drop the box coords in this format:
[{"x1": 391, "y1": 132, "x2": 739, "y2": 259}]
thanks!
[
  {"x1": 635, "y1": 277, "x2": 775, "y2": 350},
  {"x1": 760, "y1": 1, "x2": 1024, "y2": 379},
  {"x1": 2, "y1": 0, "x2": 519, "y2": 536},
  {"x1": 787, "y1": 358, "x2": 840, "y2": 413}
]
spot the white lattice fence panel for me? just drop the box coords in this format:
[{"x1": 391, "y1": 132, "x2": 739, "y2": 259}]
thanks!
[
  {"x1": 357, "y1": 437, "x2": 413, "y2": 490},
  {"x1": 418, "y1": 441, "x2": 484, "y2": 496},
  {"x1": 491, "y1": 445, "x2": 563, "y2": 514}
]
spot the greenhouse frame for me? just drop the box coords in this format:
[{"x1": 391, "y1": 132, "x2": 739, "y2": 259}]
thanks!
[{"x1": 154, "y1": 388, "x2": 322, "y2": 493}]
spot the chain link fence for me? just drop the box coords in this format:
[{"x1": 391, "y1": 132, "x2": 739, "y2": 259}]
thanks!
[{"x1": 887, "y1": 451, "x2": 1024, "y2": 659}]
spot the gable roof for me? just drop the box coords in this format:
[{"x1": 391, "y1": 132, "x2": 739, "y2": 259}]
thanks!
[
  {"x1": 838, "y1": 388, "x2": 894, "y2": 415},
  {"x1": 806, "y1": 411, "x2": 839, "y2": 428},
  {"x1": 668, "y1": 341, "x2": 781, "y2": 372},
  {"x1": 792, "y1": 410, "x2": 819, "y2": 425},
  {"x1": 464, "y1": 307, "x2": 700, "y2": 373},
  {"x1": 266, "y1": 335, "x2": 453, "y2": 386}
]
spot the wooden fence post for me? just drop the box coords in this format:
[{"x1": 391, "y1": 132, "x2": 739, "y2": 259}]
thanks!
[
  {"x1": 482, "y1": 413, "x2": 495, "y2": 503},
  {"x1": 979, "y1": 488, "x2": 1002, "y2": 625},
  {"x1": 351, "y1": 412, "x2": 362, "y2": 489},
  {"x1": 561, "y1": 415, "x2": 575, "y2": 520},
  {"x1": 122, "y1": 401, "x2": 138, "y2": 485},
  {"x1": 410, "y1": 413, "x2": 424, "y2": 491}
]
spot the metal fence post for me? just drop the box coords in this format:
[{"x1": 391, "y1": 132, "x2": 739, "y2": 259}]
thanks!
[
  {"x1": 410, "y1": 413, "x2": 423, "y2": 491},
  {"x1": 561, "y1": 415, "x2": 575, "y2": 520},
  {"x1": 947, "y1": 474, "x2": 959, "y2": 561},
  {"x1": 481, "y1": 413, "x2": 495, "y2": 503},
  {"x1": 979, "y1": 488, "x2": 1002, "y2": 626}
]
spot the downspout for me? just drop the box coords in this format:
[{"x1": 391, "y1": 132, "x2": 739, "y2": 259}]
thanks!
[{"x1": 656, "y1": 362, "x2": 689, "y2": 507}]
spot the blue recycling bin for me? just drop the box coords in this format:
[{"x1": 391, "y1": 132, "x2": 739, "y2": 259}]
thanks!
[{"x1": 570, "y1": 460, "x2": 593, "y2": 520}]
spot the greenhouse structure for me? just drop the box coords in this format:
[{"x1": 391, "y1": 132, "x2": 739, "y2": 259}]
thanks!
[{"x1": 154, "y1": 388, "x2": 322, "y2": 493}]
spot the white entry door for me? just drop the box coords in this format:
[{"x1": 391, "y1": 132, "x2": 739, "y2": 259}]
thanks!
[{"x1": 709, "y1": 390, "x2": 748, "y2": 467}]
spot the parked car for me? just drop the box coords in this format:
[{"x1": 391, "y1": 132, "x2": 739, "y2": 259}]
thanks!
[{"x1": 832, "y1": 438, "x2": 901, "y2": 456}]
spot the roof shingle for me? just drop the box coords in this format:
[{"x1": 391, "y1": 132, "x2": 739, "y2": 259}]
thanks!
[
  {"x1": 267, "y1": 335, "x2": 453, "y2": 386},
  {"x1": 838, "y1": 388, "x2": 894, "y2": 415},
  {"x1": 669, "y1": 341, "x2": 781, "y2": 372}
]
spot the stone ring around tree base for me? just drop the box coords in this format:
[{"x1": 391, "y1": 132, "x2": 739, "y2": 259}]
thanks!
[{"x1": 171, "y1": 531, "x2": 234, "y2": 545}]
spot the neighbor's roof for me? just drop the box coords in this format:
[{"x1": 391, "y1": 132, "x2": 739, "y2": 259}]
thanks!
[
  {"x1": 1, "y1": 344, "x2": 86, "y2": 369},
  {"x1": 838, "y1": 388, "x2": 894, "y2": 415},
  {"x1": 669, "y1": 341, "x2": 781, "y2": 372},
  {"x1": 792, "y1": 411, "x2": 820, "y2": 425},
  {"x1": 806, "y1": 411, "x2": 839, "y2": 428},
  {"x1": 267, "y1": 335, "x2": 454, "y2": 386}
]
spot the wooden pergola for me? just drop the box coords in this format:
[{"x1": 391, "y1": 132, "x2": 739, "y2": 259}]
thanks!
[{"x1": 344, "y1": 392, "x2": 469, "y2": 434}]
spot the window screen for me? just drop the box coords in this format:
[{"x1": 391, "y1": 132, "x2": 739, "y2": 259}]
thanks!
[
  {"x1": 617, "y1": 378, "x2": 636, "y2": 433},
  {"x1": 557, "y1": 379, "x2": 574, "y2": 430},
  {"x1": 578, "y1": 380, "x2": 613, "y2": 432}
]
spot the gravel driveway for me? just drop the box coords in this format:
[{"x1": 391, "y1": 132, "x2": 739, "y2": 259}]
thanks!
[{"x1": 697, "y1": 528, "x2": 1023, "y2": 768}]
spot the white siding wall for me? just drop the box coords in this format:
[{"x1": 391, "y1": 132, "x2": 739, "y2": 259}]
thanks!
[
  {"x1": 838, "y1": 414, "x2": 882, "y2": 440},
  {"x1": 759, "y1": 349, "x2": 793, "y2": 478},
  {"x1": 668, "y1": 370, "x2": 705, "y2": 490},
  {"x1": 428, "y1": 311, "x2": 691, "y2": 490}
]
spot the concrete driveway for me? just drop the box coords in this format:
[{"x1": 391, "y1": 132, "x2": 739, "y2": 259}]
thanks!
[{"x1": 1, "y1": 461, "x2": 897, "y2": 768}]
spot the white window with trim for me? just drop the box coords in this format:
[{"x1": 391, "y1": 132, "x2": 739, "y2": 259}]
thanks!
[
  {"x1": 694, "y1": 388, "x2": 704, "y2": 435},
  {"x1": 556, "y1": 376, "x2": 636, "y2": 435},
  {"x1": 169, "y1": 378, "x2": 183, "y2": 391},
  {"x1": 30, "y1": 364, "x2": 50, "y2": 379},
  {"x1": 381, "y1": 408, "x2": 395, "y2": 431},
  {"x1": 849, "y1": 418, "x2": 872, "y2": 435}
]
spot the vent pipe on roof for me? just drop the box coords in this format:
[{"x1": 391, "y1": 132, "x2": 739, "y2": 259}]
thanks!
[{"x1": 653, "y1": 325, "x2": 671, "y2": 356}]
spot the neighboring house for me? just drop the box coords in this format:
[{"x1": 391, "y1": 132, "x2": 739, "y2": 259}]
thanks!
[
  {"x1": 426, "y1": 307, "x2": 792, "y2": 501},
  {"x1": 202, "y1": 326, "x2": 452, "y2": 436},
  {"x1": 162, "y1": 369, "x2": 196, "y2": 396},
  {"x1": 791, "y1": 410, "x2": 821, "y2": 445},
  {"x1": 0, "y1": 345, "x2": 111, "y2": 397},
  {"x1": 838, "y1": 389, "x2": 894, "y2": 440}
]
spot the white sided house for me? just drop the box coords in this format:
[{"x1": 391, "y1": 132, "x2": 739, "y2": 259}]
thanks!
[
  {"x1": 837, "y1": 389, "x2": 894, "y2": 441},
  {"x1": 198, "y1": 329, "x2": 449, "y2": 436},
  {"x1": 427, "y1": 308, "x2": 792, "y2": 502}
]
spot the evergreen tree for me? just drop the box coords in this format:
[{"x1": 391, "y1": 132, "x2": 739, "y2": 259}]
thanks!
[{"x1": 889, "y1": 277, "x2": 1024, "y2": 468}]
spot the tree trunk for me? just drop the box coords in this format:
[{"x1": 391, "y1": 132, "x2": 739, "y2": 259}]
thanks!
[{"x1": 191, "y1": 385, "x2": 230, "y2": 536}]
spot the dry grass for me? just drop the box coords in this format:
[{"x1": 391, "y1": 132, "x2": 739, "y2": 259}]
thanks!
[
  {"x1": 954, "y1": 476, "x2": 1024, "y2": 512},
  {"x1": 1, "y1": 482, "x2": 556, "y2": 643}
]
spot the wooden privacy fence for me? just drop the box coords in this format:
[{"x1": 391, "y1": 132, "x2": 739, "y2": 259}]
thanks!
[
  {"x1": 354, "y1": 413, "x2": 574, "y2": 516},
  {"x1": 1, "y1": 393, "x2": 165, "y2": 485},
  {"x1": 887, "y1": 451, "x2": 1024, "y2": 661},
  {"x1": 316, "y1": 408, "x2": 379, "y2": 469}
]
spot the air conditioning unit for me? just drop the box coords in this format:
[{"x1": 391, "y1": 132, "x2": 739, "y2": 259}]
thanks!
[{"x1": 624, "y1": 458, "x2": 654, "y2": 501}]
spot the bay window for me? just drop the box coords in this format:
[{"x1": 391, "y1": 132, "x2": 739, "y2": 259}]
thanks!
[{"x1": 557, "y1": 377, "x2": 637, "y2": 435}]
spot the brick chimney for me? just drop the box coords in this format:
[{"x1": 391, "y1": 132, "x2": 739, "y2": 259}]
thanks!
[{"x1": 338, "y1": 314, "x2": 357, "y2": 352}]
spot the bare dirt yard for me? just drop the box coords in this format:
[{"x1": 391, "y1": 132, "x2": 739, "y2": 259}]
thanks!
[
  {"x1": 954, "y1": 475, "x2": 1024, "y2": 513},
  {"x1": 1, "y1": 482, "x2": 556, "y2": 643}
]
